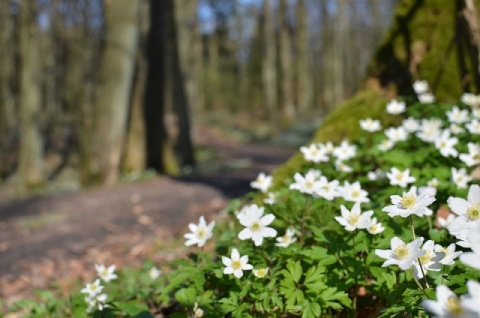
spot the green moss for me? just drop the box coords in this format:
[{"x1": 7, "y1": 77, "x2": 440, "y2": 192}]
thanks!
[
  {"x1": 369, "y1": 0, "x2": 469, "y2": 101},
  {"x1": 272, "y1": 90, "x2": 397, "y2": 184}
]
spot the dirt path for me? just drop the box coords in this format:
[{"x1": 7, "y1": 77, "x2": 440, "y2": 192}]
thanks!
[{"x1": 0, "y1": 126, "x2": 296, "y2": 308}]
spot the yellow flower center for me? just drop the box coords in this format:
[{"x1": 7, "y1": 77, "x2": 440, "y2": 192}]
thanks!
[
  {"x1": 395, "y1": 172, "x2": 405, "y2": 181},
  {"x1": 348, "y1": 214, "x2": 359, "y2": 225},
  {"x1": 439, "y1": 141, "x2": 446, "y2": 148},
  {"x1": 446, "y1": 296, "x2": 464, "y2": 315},
  {"x1": 306, "y1": 181, "x2": 313, "y2": 189},
  {"x1": 256, "y1": 268, "x2": 267, "y2": 277},
  {"x1": 251, "y1": 222, "x2": 261, "y2": 231},
  {"x1": 231, "y1": 260, "x2": 242, "y2": 270},
  {"x1": 419, "y1": 251, "x2": 432, "y2": 264},
  {"x1": 352, "y1": 190, "x2": 360, "y2": 198},
  {"x1": 370, "y1": 224, "x2": 378, "y2": 232},
  {"x1": 197, "y1": 228, "x2": 207, "y2": 239},
  {"x1": 400, "y1": 194, "x2": 417, "y2": 209},
  {"x1": 467, "y1": 203, "x2": 480, "y2": 221},
  {"x1": 281, "y1": 235, "x2": 291, "y2": 243},
  {"x1": 393, "y1": 245, "x2": 409, "y2": 260}
]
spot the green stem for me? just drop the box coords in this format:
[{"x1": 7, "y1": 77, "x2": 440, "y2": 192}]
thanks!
[
  {"x1": 409, "y1": 268, "x2": 429, "y2": 298},
  {"x1": 409, "y1": 215, "x2": 416, "y2": 240}
]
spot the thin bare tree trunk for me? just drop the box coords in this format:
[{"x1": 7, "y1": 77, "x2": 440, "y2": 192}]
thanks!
[
  {"x1": 279, "y1": 0, "x2": 295, "y2": 122},
  {"x1": 82, "y1": 0, "x2": 140, "y2": 185},
  {"x1": 17, "y1": 0, "x2": 45, "y2": 188},
  {"x1": 169, "y1": 0, "x2": 195, "y2": 167},
  {"x1": 295, "y1": 0, "x2": 312, "y2": 112},
  {"x1": 262, "y1": 0, "x2": 278, "y2": 117}
]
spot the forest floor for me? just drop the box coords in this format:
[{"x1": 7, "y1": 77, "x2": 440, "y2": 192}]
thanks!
[{"x1": 0, "y1": 124, "x2": 298, "y2": 311}]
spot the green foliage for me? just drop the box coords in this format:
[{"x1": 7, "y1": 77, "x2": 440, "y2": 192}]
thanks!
[{"x1": 6, "y1": 93, "x2": 480, "y2": 317}]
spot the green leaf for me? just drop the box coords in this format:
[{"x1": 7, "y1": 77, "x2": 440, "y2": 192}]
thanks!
[
  {"x1": 302, "y1": 302, "x2": 321, "y2": 318},
  {"x1": 286, "y1": 260, "x2": 303, "y2": 283},
  {"x1": 174, "y1": 287, "x2": 197, "y2": 306}
]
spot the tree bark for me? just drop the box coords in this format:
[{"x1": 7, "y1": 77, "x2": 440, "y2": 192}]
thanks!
[
  {"x1": 279, "y1": 0, "x2": 295, "y2": 122},
  {"x1": 0, "y1": 2, "x2": 16, "y2": 179},
  {"x1": 295, "y1": 0, "x2": 312, "y2": 112},
  {"x1": 262, "y1": 0, "x2": 278, "y2": 117},
  {"x1": 82, "y1": 0, "x2": 140, "y2": 185},
  {"x1": 144, "y1": 0, "x2": 179, "y2": 174},
  {"x1": 17, "y1": 0, "x2": 45, "y2": 188}
]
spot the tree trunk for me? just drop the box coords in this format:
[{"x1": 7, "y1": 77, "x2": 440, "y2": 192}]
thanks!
[
  {"x1": 82, "y1": 0, "x2": 140, "y2": 186},
  {"x1": 458, "y1": 0, "x2": 480, "y2": 91},
  {"x1": 295, "y1": 0, "x2": 312, "y2": 112},
  {"x1": 17, "y1": 0, "x2": 45, "y2": 188},
  {"x1": 0, "y1": 2, "x2": 16, "y2": 179},
  {"x1": 169, "y1": 0, "x2": 195, "y2": 168},
  {"x1": 262, "y1": 0, "x2": 278, "y2": 118},
  {"x1": 279, "y1": 0, "x2": 295, "y2": 123},
  {"x1": 144, "y1": 0, "x2": 179, "y2": 174}
]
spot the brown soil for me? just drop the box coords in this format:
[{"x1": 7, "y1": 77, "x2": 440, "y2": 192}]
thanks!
[{"x1": 0, "y1": 125, "x2": 295, "y2": 311}]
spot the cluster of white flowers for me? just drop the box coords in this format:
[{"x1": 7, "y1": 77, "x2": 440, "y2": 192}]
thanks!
[
  {"x1": 80, "y1": 264, "x2": 117, "y2": 313},
  {"x1": 335, "y1": 202, "x2": 384, "y2": 234},
  {"x1": 413, "y1": 80, "x2": 436, "y2": 104},
  {"x1": 300, "y1": 140, "x2": 356, "y2": 172}
]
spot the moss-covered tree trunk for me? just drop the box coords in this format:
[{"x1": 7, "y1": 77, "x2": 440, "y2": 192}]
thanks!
[{"x1": 367, "y1": 0, "x2": 480, "y2": 100}]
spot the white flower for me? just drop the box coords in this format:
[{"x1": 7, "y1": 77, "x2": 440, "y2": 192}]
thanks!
[
  {"x1": 375, "y1": 236, "x2": 425, "y2": 270},
  {"x1": 434, "y1": 243, "x2": 462, "y2": 266},
  {"x1": 463, "y1": 281, "x2": 480, "y2": 315},
  {"x1": 385, "y1": 126, "x2": 408, "y2": 142},
  {"x1": 238, "y1": 204, "x2": 276, "y2": 246},
  {"x1": 86, "y1": 293, "x2": 109, "y2": 313},
  {"x1": 434, "y1": 129, "x2": 458, "y2": 158},
  {"x1": 462, "y1": 92, "x2": 480, "y2": 108},
  {"x1": 422, "y1": 285, "x2": 477, "y2": 317},
  {"x1": 386, "y1": 167, "x2": 416, "y2": 188},
  {"x1": 320, "y1": 141, "x2": 336, "y2": 155},
  {"x1": 402, "y1": 117, "x2": 420, "y2": 133},
  {"x1": 466, "y1": 119, "x2": 480, "y2": 134},
  {"x1": 314, "y1": 176, "x2": 340, "y2": 201},
  {"x1": 386, "y1": 99, "x2": 406, "y2": 114},
  {"x1": 448, "y1": 184, "x2": 480, "y2": 223},
  {"x1": 366, "y1": 217, "x2": 385, "y2": 235},
  {"x1": 81, "y1": 279, "x2": 104, "y2": 298},
  {"x1": 335, "y1": 160, "x2": 353, "y2": 173},
  {"x1": 459, "y1": 143, "x2": 480, "y2": 167},
  {"x1": 250, "y1": 172, "x2": 273, "y2": 193},
  {"x1": 339, "y1": 181, "x2": 370, "y2": 203},
  {"x1": 222, "y1": 248, "x2": 253, "y2": 278},
  {"x1": 416, "y1": 118, "x2": 442, "y2": 142},
  {"x1": 275, "y1": 229, "x2": 297, "y2": 247},
  {"x1": 289, "y1": 171, "x2": 321, "y2": 195},
  {"x1": 95, "y1": 264, "x2": 118, "y2": 283},
  {"x1": 378, "y1": 139, "x2": 395, "y2": 151},
  {"x1": 193, "y1": 302, "x2": 204, "y2": 318},
  {"x1": 418, "y1": 93, "x2": 435, "y2": 104},
  {"x1": 413, "y1": 80, "x2": 429, "y2": 94},
  {"x1": 413, "y1": 240, "x2": 444, "y2": 279},
  {"x1": 252, "y1": 267, "x2": 269, "y2": 278},
  {"x1": 333, "y1": 140, "x2": 356, "y2": 161},
  {"x1": 382, "y1": 186, "x2": 435, "y2": 218},
  {"x1": 427, "y1": 177, "x2": 439, "y2": 188},
  {"x1": 448, "y1": 217, "x2": 473, "y2": 248},
  {"x1": 446, "y1": 106, "x2": 469, "y2": 124},
  {"x1": 263, "y1": 192, "x2": 278, "y2": 205},
  {"x1": 335, "y1": 203, "x2": 374, "y2": 232},
  {"x1": 359, "y1": 118, "x2": 382, "y2": 132},
  {"x1": 149, "y1": 267, "x2": 162, "y2": 280},
  {"x1": 473, "y1": 108, "x2": 480, "y2": 119},
  {"x1": 184, "y1": 216, "x2": 215, "y2": 247},
  {"x1": 437, "y1": 214, "x2": 456, "y2": 228},
  {"x1": 300, "y1": 143, "x2": 329, "y2": 163},
  {"x1": 450, "y1": 123, "x2": 465, "y2": 135},
  {"x1": 451, "y1": 167, "x2": 472, "y2": 189},
  {"x1": 459, "y1": 222, "x2": 480, "y2": 270}
]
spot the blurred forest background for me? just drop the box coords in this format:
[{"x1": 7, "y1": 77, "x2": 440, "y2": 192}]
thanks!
[{"x1": 0, "y1": 0, "x2": 403, "y2": 193}]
